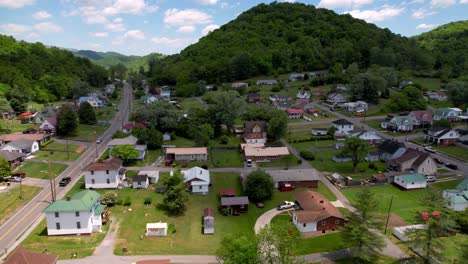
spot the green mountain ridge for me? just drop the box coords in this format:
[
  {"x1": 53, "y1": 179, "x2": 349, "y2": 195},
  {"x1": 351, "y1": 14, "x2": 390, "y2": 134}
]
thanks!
[{"x1": 73, "y1": 50, "x2": 165, "y2": 71}]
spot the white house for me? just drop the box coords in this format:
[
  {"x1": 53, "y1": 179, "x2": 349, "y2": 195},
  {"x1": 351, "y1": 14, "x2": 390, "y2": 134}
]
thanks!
[
  {"x1": 428, "y1": 91, "x2": 447, "y2": 101},
  {"x1": 332, "y1": 119, "x2": 354, "y2": 134},
  {"x1": 243, "y1": 121, "x2": 267, "y2": 144},
  {"x1": 132, "y1": 174, "x2": 149, "y2": 189},
  {"x1": 182, "y1": 166, "x2": 210, "y2": 194},
  {"x1": 43, "y1": 190, "x2": 106, "y2": 236},
  {"x1": 443, "y1": 178, "x2": 468, "y2": 211},
  {"x1": 340, "y1": 101, "x2": 368, "y2": 112},
  {"x1": 0, "y1": 139, "x2": 39, "y2": 155},
  {"x1": 146, "y1": 222, "x2": 167, "y2": 237},
  {"x1": 348, "y1": 130, "x2": 382, "y2": 145},
  {"x1": 232, "y1": 82, "x2": 248, "y2": 88},
  {"x1": 311, "y1": 128, "x2": 328, "y2": 136},
  {"x1": 433, "y1": 108, "x2": 461, "y2": 121},
  {"x1": 83, "y1": 158, "x2": 126, "y2": 189},
  {"x1": 39, "y1": 117, "x2": 57, "y2": 134},
  {"x1": 326, "y1": 93, "x2": 347, "y2": 104},
  {"x1": 160, "y1": 86, "x2": 171, "y2": 98},
  {"x1": 296, "y1": 90, "x2": 311, "y2": 99},
  {"x1": 393, "y1": 174, "x2": 427, "y2": 190}
]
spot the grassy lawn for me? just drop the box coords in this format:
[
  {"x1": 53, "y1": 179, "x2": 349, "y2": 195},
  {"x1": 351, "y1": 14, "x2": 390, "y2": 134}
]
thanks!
[
  {"x1": 95, "y1": 106, "x2": 116, "y2": 120},
  {"x1": 210, "y1": 150, "x2": 244, "y2": 168},
  {"x1": 34, "y1": 141, "x2": 84, "y2": 162},
  {"x1": 436, "y1": 233, "x2": 468, "y2": 263},
  {"x1": 257, "y1": 155, "x2": 302, "y2": 168},
  {"x1": 127, "y1": 150, "x2": 161, "y2": 167},
  {"x1": 59, "y1": 124, "x2": 107, "y2": 142},
  {"x1": 179, "y1": 98, "x2": 204, "y2": 110},
  {"x1": 165, "y1": 137, "x2": 195, "y2": 147},
  {"x1": 433, "y1": 145, "x2": 468, "y2": 161},
  {"x1": 0, "y1": 185, "x2": 42, "y2": 225},
  {"x1": 413, "y1": 77, "x2": 442, "y2": 91},
  {"x1": 342, "y1": 179, "x2": 463, "y2": 223},
  {"x1": 210, "y1": 136, "x2": 241, "y2": 148},
  {"x1": 0, "y1": 119, "x2": 36, "y2": 133},
  {"x1": 291, "y1": 140, "x2": 335, "y2": 152},
  {"x1": 15, "y1": 161, "x2": 68, "y2": 179}
]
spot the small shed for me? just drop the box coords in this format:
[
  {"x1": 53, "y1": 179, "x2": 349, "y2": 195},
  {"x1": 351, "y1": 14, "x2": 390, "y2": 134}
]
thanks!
[
  {"x1": 220, "y1": 189, "x2": 236, "y2": 197},
  {"x1": 278, "y1": 182, "x2": 294, "y2": 192},
  {"x1": 163, "y1": 132, "x2": 171, "y2": 141},
  {"x1": 371, "y1": 173, "x2": 388, "y2": 184},
  {"x1": 133, "y1": 174, "x2": 149, "y2": 189},
  {"x1": 138, "y1": 170, "x2": 159, "y2": 184},
  {"x1": 146, "y1": 222, "x2": 167, "y2": 237},
  {"x1": 221, "y1": 196, "x2": 249, "y2": 215},
  {"x1": 203, "y1": 208, "x2": 215, "y2": 235}
]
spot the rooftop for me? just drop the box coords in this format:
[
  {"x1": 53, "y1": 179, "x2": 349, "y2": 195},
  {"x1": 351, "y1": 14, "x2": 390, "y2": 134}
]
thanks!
[
  {"x1": 84, "y1": 157, "x2": 122, "y2": 171},
  {"x1": 294, "y1": 191, "x2": 343, "y2": 223},
  {"x1": 166, "y1": 147, "x2": 207, "y2": 155},
  {"x1": 221, "y1": 196, "x2": 249, "y2": 206},
  {"x1": 44, "y1": 190, "x2": 101, "y2": 213}
]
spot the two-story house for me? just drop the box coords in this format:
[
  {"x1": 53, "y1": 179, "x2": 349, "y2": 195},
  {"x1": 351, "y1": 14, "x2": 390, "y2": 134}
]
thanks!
[
  {"x1": 296, "y1": 90, "x2": 311, "y2": 99},
  {"x1": 387, "y1": 148, "x2": 437, "y2": 176},
  {"x1": 43, "y1": 190, "x2": 106, "y2": 235},
  {"x1": 433, "y1": 108, "x2": 461, "y2": 122},
  {"x1": 332, "y1": 119, "x2": 354, "y2": 134},
  {"x1": 425, "y1": 127, "x2": 460, "y2": 146},
  {"x1": 381, "y1": 116, "x2": 415, "y2": 132},
  {"x1": 243, "y1": 121, "x2": 267, "y2": 144},
  {"x1": 408, "y1": 110, "x2": 432, "y2": 128},
  {"x1": 83, "y1": 158, "x2": 126, "y2": 189},
  {"x1": 286, "y1": 108, "x2": 304, "y2": 119},
  {"x1": 182, "y1": 166, "x2": 210, "y2": 194}
]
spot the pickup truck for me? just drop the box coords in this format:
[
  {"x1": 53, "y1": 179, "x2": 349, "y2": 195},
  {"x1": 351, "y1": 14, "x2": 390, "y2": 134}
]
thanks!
[{"x1": 59, "y1": 177, "x2": 72, "y2": 187}]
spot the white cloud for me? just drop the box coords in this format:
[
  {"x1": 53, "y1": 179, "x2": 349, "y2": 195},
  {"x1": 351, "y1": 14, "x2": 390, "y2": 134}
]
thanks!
[
  {"x1": 106, "y1": 21, "x2": 126, "y2": 32},
  {"x1": 92, "y1": 32, "x2": 109, "y2": 38},
  {"x1": 0, "y1": 0, "x2": 35, "y2": 9},
  {"x1": 412, "y1": 8, "x2": 437, "y2": 19},
  {"x1": 201, "y1": 24, "x2": 220, "y2": 35},
  {"x1": 430, "y1": 0, "x2": 456, "y2": 7},
  {"x1": 123, "y1": 29, "x2": 145, "y2": 40},
  {"x1": 164, "y1": 8, "x2": 212, "y2": 27},
  {"x1": 34, "y1": 22, "x2": 63, "y2": 33},
  {"x1": 460, "y1": 0, "x2": 468, "y2": 3},
  {"x1": 318, "y1": 0, "x2": 373, "y2": 9},
  {"x1": 0, "y1": 23, "x2": 31, "y2": 35},
  {"x1": 103, "y1": 0, "x2": 157, "y2": 16},
  {"x1": 26, "y1": 32, "x2": 39, "y2": 40},
  {"x1": 89, "y1": 43, "x2": 102, "y2": 49},
  {"x1": 177, "y1": 25, "x2": 196, "y2": 33},
  {"x1": 417, "y1": 23, "x2": 438, "y2": 29},
  {"x1": 191, "y1": 0, "x2": 218, "y2": 4},
  {"x1": 151, "y1": 37, "x2": 195, "y2": 49},
  {"x1": 0, "y1": 21, "x2": 61, "y2": 38},
  {"x1": 346, "y1": 6, "x2": 405, "y2": 23},
  {"x1": 33, "y1": 11, "x2": 52, "y2": 20}
]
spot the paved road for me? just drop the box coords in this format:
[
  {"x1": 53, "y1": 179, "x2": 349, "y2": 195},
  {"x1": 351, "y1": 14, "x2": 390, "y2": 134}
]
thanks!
[{"x1": 0, "y1": 83, "x2": 133, "y2": 258}]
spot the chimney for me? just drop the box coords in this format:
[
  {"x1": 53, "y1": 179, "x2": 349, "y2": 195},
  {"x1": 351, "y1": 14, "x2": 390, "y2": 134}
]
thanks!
[
  {"x1": 320, "y1": 200, "x2": 324, "y2": 204},
  {"x1": 66, "y1": 196, "x2": 72, "y2": 201}
]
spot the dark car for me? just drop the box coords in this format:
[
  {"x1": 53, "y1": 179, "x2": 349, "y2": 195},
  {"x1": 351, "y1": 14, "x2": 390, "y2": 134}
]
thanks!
[
  {"x1": 59, "y1": 177, "x2": 72, "y2": 187},
  {"x1": 11, "y1": 172, "x2": 26, "y2": 178},
  {"x1": 165, "y1": 159, "x2": 174, "y2": 166},
  {"x1": 445, "y1": 163, "x2": 458, "y2": 170},
  {"x1": 434, "y1": 158, "x2": 443, "y2": 165}
]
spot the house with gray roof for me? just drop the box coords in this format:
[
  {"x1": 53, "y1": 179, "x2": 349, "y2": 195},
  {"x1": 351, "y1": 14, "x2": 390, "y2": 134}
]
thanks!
[
  {"x1": 378, "y1": 140, "x2": 407, "y2": 161},
  {"x1": 0, "y1": 139, "x2": 39, "y2": 155},
  {"x1": 256, "y1": 79, "x2": 278, "y2": 86},
  {"x1": 44, "y1": 190, "x2": 106, "y2": 235},
  {"x1": 0, "y1": 150, "x2": 25, "y2": 169},
  {"x1": 443, "y1": 177, "x2": 468, "y2": 211},
  {"x1": 33, "y1": 106, "x2": 58, "y2": 125},
  {"x1": 433, "y1": 108, "x2": 461, "y2": 122},
  {"x1": 381, "y1": 116, "x2": 415, "y2": 132},
  {"x1": 107, "y1": 135, "x2": 146, "y2": 160},
  {"x1": 425, "y1": 127, "x2": 460, "y2": 146}
]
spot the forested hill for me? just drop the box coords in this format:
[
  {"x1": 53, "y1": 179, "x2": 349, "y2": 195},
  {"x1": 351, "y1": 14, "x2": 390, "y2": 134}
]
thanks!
[
  {"x1": 0, "y1": 34, "x2": 108, "y2": 112},
  {"x1": 149, "y1": 2, "x2": 434, "y2": 85},
  {"x1": 414, "y1": 21, "x2": 468, "y2": 78},
  {"x1": 74, "y1": 50, "x2": 164, "y2": 71}
]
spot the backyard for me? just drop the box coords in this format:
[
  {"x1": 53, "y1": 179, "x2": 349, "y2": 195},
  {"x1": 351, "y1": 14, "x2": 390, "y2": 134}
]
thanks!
[
  {"x1": 34, "y1": 141, "x2": 86, "y2": 162},
  {"x1": 14, "y1": 161, "x2": 68, "y2": 179},
  {"x1": 0, "y1": 185, "x2": 42, "y2": 225},
  {"x1": 0, "y1": 119, "x2": 34, "y2": 133},
  {"x1": 59, "y1": 124, "x2": 107, "y2": 142}
]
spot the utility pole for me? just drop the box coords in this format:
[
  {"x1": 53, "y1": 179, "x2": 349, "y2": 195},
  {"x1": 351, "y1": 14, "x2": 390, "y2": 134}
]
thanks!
[
  {"x1": 48, "y1": 161, "x2": 55, "y2": 202},
  {"x1": 19, "y1": 177, "x2": 22, "y2": 199},
  {"x1": 384, "y1": 195, "x2": 394, "y2": 234},
  {"x1": 66, "y1": 139, "x2": 70, "y2": 161}
]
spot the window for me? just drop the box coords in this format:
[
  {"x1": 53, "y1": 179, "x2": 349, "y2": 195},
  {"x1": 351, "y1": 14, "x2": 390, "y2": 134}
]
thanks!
[
  {"x1": 76, "y1": 211, "x2": 80, "y2": 217},
  {"x1": 76, "y1": 222, "x2": 81, "y2": 229},
  {"x1": 335, "y1": 220, "x2": 340, "y2": 224},
  {"x1": 106, "y1": 179, "x2": 110, "y2": 184},
  {"x1": 56, "y1": 223, "x2": 61, "y2": 230},
  {"x1": 91, "y1": 171, "x2": 94, "y2": 175},
  {"x1": 322, "y1": 221, "x2": 326, "y2": 225},
  {"x1": 412, "y1": 182, "x2": 415, "y2": 184},
  {"x1": 91, "y1": 179, "x2": 95, "y2": 184},
  {"x1": 106, "y1": 170, "x2": 109, "y2": 174},
  {"x1": 303, "y1": 223, "x2": 306, "y2": 227},
  {"x1": 199, "y1": 186, "x2": 202, "y2": 190},
  {"x1": 55, "y1": 212, "x2": 59, "y2": 218}
]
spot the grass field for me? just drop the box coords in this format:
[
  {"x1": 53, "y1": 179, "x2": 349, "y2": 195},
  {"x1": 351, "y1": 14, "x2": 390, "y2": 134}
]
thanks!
[
  {"x1": 95, "y1": 106, "x2": 116, "y2": 120},
  {"x1": 342, "y1": 179, "x2": 463, "y2": 223},
  {"x1": 34, "y1": 141, "x2": 84, "y2": 162},
  {"x1": 59, "y1": 124, "x2": 107, "y2": 142},
  {"x1": 0, "y1": 119, "x2": 35, "y2": 133},
  {"x1": 128, "y1": 150, "x2": 161, "y2": 167},
  {"x1": 165, "y1": 137, "x2": 195, "y2": 147},
  {"x1": 15, "y1": 162, "x2": 68, "y2": 179},
  {"x1": 433, "y1": 145, "x2": 468, "y2": 161},
  {"x1": 179, "y1": 98, "x2": 204, "y2": 110},
  {"x1": 210, "y1": 150, "x2": 244, "y2": 168},
  {"x1": 413, "y1": 77, "x2": 442, "y2": 91},
  {"x1": 291, "y1": 140, "x2": 335, "y2": 152},
  {"x1": 257, "y1": 155, "x2": 301, "y2": 168},
  {"x1": 0, "y1": 185, "x2": 42, "y2": 225}
]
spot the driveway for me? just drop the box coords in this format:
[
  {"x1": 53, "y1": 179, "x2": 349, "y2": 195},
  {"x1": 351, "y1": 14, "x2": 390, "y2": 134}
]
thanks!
[{"x1": 254, "y1": 207, "x2": 293, "y2": 234}]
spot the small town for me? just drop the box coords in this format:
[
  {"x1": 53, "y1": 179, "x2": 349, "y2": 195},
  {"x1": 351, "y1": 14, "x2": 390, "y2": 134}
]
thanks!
[{"x1": 0, "y1": 1, "x2": 467, "y2": 264}]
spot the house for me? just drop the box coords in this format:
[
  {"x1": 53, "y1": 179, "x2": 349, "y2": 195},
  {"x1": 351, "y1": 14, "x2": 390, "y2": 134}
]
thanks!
[
  {"x1": 378, "y1": 140, "x2": 407, "y2": 161},
  {"x1": 137, "y1": 170, "x2": 159, "y2": 184},
  {"x1": 182, "y1": 166, "x2": 210, "y2": 194},
  {"x1": 332, "y1": 119, "x2": 354, "y2": 134},
  {"x1": 340, "y1": 101, "x2": 368, "y2": 112},
  {"x1": 267, "y1": 169, "x2": 320, "y2": 190},
  {"x1": 408, "y1": 110, "x2": 432, "y2": 128},
  {"x1": 43, "y1": 190, "x2": 106, "y2": 235},
  {"x1": 107, "y1": 135, "x2": 146, "y2": 160},
  {"x1": 140, "y1": 94, "x2": 159, "y2": 105},
  {"x1": 386, "y1": 149, "x2": 437, "y2": 176},
  {"x1": 326, "y1": 93, "x2": 347, "y2": 104},
  {"x1": 269, "y1": 94, "x2": 291, "y2": 102},
  {"x1": 243, "y1": 121, "x2": 267, "y2": 144},
  {"x1": 0, "y1": 133, "x2": 49, "y2": 145},
  {"x1": 132, "y1": 174, "x2": 149, "y2": 189},
  {"x1": 165, "y1": 147, "x2": 208, "y2": 161},
  {"x1": 3, "y1": 246, "x2": 58, "y2": 264},
  {"x1": 78, "y1": 94, "x2": 105, "y2": 108},
  {"x1": 122, "y1": 122, "x2": 146, "y2": 133},
  {"x1": 247, "y1": 92, "x2": 261, "y2": 103},
  {"x1": 155, "y1": 86, "x2": 171, "y2": 98},
  {"x1": 286, "y1": 108, "x2": 304, "y2": 119},
  {"x1": 296, "y1": 90, "x2": 311, "y2": 99},
  {"x1": 393, "y1": 174, "x2": 427, "y2": 190},
  {"x1": 309, "y1": 70, "x2": 329, "y2": 78},
  {"x1": 335, "y1": 84, "x2": 348, "y2": 93},
  {"x1": 33, "y1": 106, "x2": 58, "y2": 125},
  {"x1": 232, "y1": 82, "x2": 248, "y2": 88},
  {"x1": 0, "y1": 150, "x2": 25, "y2": 169},
  {"x1": 83, "y1": 158, "x2": 126, "y2": 189},
  {"x1": 399, "y1": 80, "x2": 414, "y2": 89},
  {"x1": 0, "y1": 139, "x2": 39, "y2": 155},
  {"x1": 428, "y1": 90, "x2": 448, "y2": 101},
  {"x1": 104, "y1": 84, "x2": 115, "y2": 95},
  {"x1": 203, "y1": 208, "x2": 215, "y2": 235},
  {"x1": 433, "y1": 108, "x2": 461, "y2": 122},
  {"x1": 348, "y1": 130, "x2": 382, "y2": 146},
  {"x1": 1, "y1": 110, "x2": 15, "y2": 120},
  {"x1": 381, "y1": 116, "x2": 415, "y2": 132},
  {"x1": 256, "y1": 79, "x2": 277, "y2": 86},
  {"x1": 163, "y1": 132, "x2": 171, "y2": 141},
  {"x1": 146, "y1": 222, "x2": 167, "y2": 237},
  {"x1": 443, "y1": 177, "x2": 468, "y2": 211},
  {"x1": 289, "y1": 73, "x2": 305, "y2": 81},
  {"x1": 39, "y1": 117, "x2": 57, "y2": 134},
  {"x1": 274, "y1": 101, "x2": 292, "y2": 111},
  {"x1": 425, "y1": 127, "x2": 460, "y2": 146},
  {"x1": 293, "y1": 191, "x2": 345, "y2": 233},
  {"x1": 221, "y1": 196, "x2": 249, "y2": 215},
  {"x1": 311, "y1": 128, "x2": 328, "y2": 136},
  {"x1": 243, "y1": 144, "x2": 289, "y2": 161}
]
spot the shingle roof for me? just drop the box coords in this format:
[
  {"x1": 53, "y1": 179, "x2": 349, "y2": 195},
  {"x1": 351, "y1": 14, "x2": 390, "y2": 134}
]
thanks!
[
  {"x1": 332, "y1": 119, "x2": 353, "y2": 125},
  {"x1": 389, "y1": 148, "x2": 421, "y2": 165},
  {"x1": 378, "y1": 140, "x2": 405, "y2": 154},
  {"x1": 294, "y1": 191, "x2": 343, "y2": 223},
  {"x1": 0, "y1": 150, "x2": 25, "y2": 161},
  {"x1": 413, "y1": 153, "x2": 431, "y2": 167},
  {"x1": 132, "y1": 174, "x2": 148, "y2": 182},
  {"x1": 166, "y1": 147, "x2": 208, "y2": 155},
  {"x1": 44, "y1": 190, "x2": 101, "y2": 213},
  {"x1": 4, "y1": 139, "x2": 35, "y2": 149},
  {"x1": 83, "y1": 157, "x2": 122, "y2": 171},
  {"x1": 108, "y1": 135, "x2": 138, "y2": 146},
  {"x1": 3, "y1": 246, "x2": 58, "y2": 264},
  {"x1": 0, "y1": 133, "x2": 46, "y2": 142},
  {"x1": 221, "y1": 196, "x2": 249, "y2": 206},
  {"x1": 397, "y1": 174, "x2": 426, "y2": 183},
  {"x1": 244, "y1": 121, "x2": 266, "y2": 133}
]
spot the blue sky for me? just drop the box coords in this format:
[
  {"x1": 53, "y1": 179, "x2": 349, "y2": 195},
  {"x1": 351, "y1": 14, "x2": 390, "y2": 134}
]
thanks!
[{"x1": 0, "y1": 0, "x2": 467, "y2": 56}]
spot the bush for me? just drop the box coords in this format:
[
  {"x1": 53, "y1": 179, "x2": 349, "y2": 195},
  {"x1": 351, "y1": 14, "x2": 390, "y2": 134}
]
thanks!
[
  {"x1": 168, "y1": 223, "x2": 176, "y2": 234},
  {"x1": 219, "y1": 135, "x2": 229, "y2": 144},
  {"x1": 144, "y1": 197, "x2": 152, "y2": 205},
  {"x1": 123, "y1": 196, "x2": 132, "y2": 206},
  {"x1": 218, "y1": 206, "x2": 230, "y2": 216},
  {"x1": 40, "y1": 140, "x2": 54, "y2": 148},
  {"x1": 300, "y1": 150, "x2": 315, "y2": 161},
  {"x1": 101, "y1": 192, "x2": 119, "y2": 206},
  {"x1": 271, "y1": 86, "x2": 281, "y2": 92},
  {"x1": 368, "y1": 162, "x2": 377, "y2": 170},
  {"x1": 115, "y1": 198, "x2": 123, "y2": 206}
]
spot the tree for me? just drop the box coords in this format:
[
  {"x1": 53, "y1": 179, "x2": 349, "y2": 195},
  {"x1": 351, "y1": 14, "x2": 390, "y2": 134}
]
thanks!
[
  {"x1": 0, "y1": 157, "x2": 11, "y2": 179},
  {"x1": 101, "y1": 192, "x2": 119, "y2": 206},
  {"x1": 78, "y1": 102, "x2": 97, "y2": 125},
  {"x1": 192, "y1": 124, "x2": 214, "y2": 147},
  {"x1": 162, "y1": 170, "x2": 188, "y2": 216},
  {"x1": 56, "y1": 104, "x2": 78, "y2": 136},
  {"x1": 349, "y1": 73, "x2": 386, "y2": 103},
  {"x1": 446, "y1": 81, "x2": 468, "y2": 107},
  {"x1": 145, "y1": 128, "x2": 163, "y2": 150},
  {"x1": 216, "y1": 234, "x2": 258, "y2": 264},
  {"x1": 342, "y1": 188, "x2": 385, "y2": 263},
  {"x1": 267, "y1": 112, "x2": 288, "y2": 140},
  {"x1": 110, "y1": 145, "x2": 139, "y2": 164},
  {"x1": 208, "y1": 91, "x2": 243, "y2": 135},
  {"x1": 244, "y1": 170, "x2": 274, "y2": 203},
  {"x1": 342, "y1": 137, "x2": 368, "y2": 172},
  {"x1": 432, "y1": 118, "x2": 451, "y2": 129},
  {"x1": 327, "y1": 126, "x2": 336, "y2": 136}
]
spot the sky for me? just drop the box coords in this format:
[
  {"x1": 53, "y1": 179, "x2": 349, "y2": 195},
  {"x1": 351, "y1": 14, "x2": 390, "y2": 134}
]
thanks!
[{"x1": 0, "y1": 0, "x2": 467, "y2": 56}]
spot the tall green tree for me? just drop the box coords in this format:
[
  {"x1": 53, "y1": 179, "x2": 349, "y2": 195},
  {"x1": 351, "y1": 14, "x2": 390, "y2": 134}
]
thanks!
[
  {"x1": 267, "y1": 111, "x2": 288, "y2": 140},
  {"x1": 342, "y1": 137, "x2": 368, "y2": 172},
  {"x1": 0, "y1": 157, "x2": 11, "y2": 179},
  {"x1": 349, "y1": 73, "x2": 386, "y2": 103},
  {"x1": 78, "y1": 102, "x2": 97, "y2": 125},
  {"x1": 56, "y1": 104, "x2": 78, "y2": 136},
  {"x1": 162, "y1": 170, "x2": 188, "y2": 216},
  {"x1": 245, "y1": 170, "x2": 274, "y2": 203},
  {"x1": 110, "y1": 145, "x2": 139, "y2": 164},
  {"x1": 208, "y1": 91, "x2": 243, "y2": 135},
  {"x1": 446, "y1": 81, "x2": 468, "y2": 108},
  {"x1": 192, "y1": 124, "x2": 214, "y2": 147},
  {"x1": 216, "y1": 234, "x2": 258, "y2": 264},
  {"x1": 145, "y1": 128, "x2": 163, "y2": 150}
]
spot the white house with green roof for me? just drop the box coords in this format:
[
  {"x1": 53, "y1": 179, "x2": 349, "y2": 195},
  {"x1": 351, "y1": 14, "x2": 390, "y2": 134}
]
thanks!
[
  {"x1": 394, "y1": 174, "x2": 427, "y2": 190},
  {"x1": 44, "y1": 190, "x2": 105, "y2": 236},
  {"x1": 443, "y1": 177, "x2": 468, "y2": 211}
]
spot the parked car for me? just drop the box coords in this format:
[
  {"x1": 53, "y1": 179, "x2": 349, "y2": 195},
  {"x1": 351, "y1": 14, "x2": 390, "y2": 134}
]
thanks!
[
  {"x1": 11, "y1": 172, "x2": 26, "y2": 178},
  {"x1": 5, "y1": 176, "x2": 21, "y2": 182},
  {"x1": 434, "y1": 158, "x2": 443, "y2": 165},
  {"x1": 59, "y1": 177, "x2": 72, "y2": 187},
  {"x1": 256, "y1": 202, "x2": 264, "y2": 208},
  {"x1": 424, "y1": 146, "x2": 436, "y2": 153},
  {"x1": 96, "y1": 138, "x2": 102, "y2": 144},
  {"x1": 165, "y1": 159, "x2": 174, "y2": 166},
  {"x1": 277, "y1": 201, "x2": 295, "y2": 211},
  {"x1": 426, "y1": 176, "x2": 436, "y2": 182},
  {"x1": 445, "y1": 163, "x2": 458, "y2": 170},
  {"x1": 246, "y1": 159, "x2": 252, "y2": 167}
]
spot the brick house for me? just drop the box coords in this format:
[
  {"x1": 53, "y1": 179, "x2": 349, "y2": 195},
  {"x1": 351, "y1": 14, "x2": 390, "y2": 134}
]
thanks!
[{"x1": 425, "y1": 127, "x2": 460, "y2": 146}]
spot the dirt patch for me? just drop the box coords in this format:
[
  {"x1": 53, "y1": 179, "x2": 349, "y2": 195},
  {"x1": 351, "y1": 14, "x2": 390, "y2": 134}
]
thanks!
[
  {"x1": 302, "y1": 229, "x2": 341, "y2": 239},
  {"x1": 386, "y1": 213, "x2": 407, "y2": 230},
  {"x1": 75, "y1": 145, "x2": 87, "y2": 153}
]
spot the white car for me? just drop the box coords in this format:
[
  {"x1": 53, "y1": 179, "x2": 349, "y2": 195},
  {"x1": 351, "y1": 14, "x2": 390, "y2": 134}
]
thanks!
[
  {"x1": 277, "y1": 201, "x2": 295, "y2": 210},
  {"x1": 426, "y1": 176, "x2": 436, "y2": 182},
  {"x1": 424, "y1": 146, "x2": 436, "y2": 153}
]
